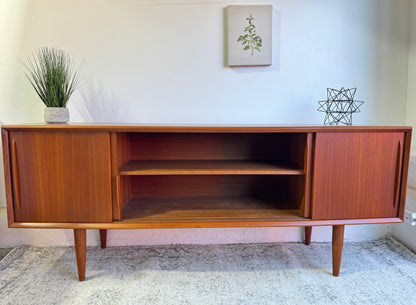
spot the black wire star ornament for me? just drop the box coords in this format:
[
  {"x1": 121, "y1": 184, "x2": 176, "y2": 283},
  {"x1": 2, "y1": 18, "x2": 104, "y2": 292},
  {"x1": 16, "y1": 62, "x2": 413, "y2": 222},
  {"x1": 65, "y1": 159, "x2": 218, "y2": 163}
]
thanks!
[{"x1": 317, "y1": 87, "x2": 364, "y2": 126}]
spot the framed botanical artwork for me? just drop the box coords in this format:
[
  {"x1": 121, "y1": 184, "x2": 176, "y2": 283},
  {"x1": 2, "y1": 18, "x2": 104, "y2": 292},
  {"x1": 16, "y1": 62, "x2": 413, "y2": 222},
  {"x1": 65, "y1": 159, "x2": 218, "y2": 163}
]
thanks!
[{"x1": 227, "y1": 5, "x2": 273, "y2": 66}]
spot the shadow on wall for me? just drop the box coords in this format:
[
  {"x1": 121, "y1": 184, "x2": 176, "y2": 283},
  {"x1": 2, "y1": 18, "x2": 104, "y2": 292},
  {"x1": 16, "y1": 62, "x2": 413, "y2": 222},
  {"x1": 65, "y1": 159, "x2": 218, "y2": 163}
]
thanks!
[{"x1": 77, "y1": 82, "x2": 124, "y2": 123}]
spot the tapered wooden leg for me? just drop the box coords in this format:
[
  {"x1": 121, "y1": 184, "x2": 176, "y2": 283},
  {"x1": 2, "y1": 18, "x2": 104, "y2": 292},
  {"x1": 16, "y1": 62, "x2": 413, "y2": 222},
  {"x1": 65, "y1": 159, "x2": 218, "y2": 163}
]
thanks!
[
  {"x1": 99, "y1": 229, "x2": 107, "y2": 249},
  {"x1": 332, "y1": 225, "x2": 345, "y2": 277},
  {"x1": 74, "y1": 229, "x2": 86, "y2": 281},
  {"x1": 304, "y1": 226, "x2": 312, "y2": 245}
]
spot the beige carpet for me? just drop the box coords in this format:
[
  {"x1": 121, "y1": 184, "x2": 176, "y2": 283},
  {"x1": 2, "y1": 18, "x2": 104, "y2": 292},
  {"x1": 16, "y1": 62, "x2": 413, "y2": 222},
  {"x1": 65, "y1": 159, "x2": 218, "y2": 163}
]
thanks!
[{"x1": 0, "y1": 237, "x2": 415, "y2": 305}]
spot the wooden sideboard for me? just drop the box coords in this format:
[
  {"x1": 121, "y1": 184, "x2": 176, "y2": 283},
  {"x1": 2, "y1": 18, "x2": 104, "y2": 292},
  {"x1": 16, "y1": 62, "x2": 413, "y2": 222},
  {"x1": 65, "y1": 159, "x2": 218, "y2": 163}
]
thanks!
[{"x1": 1, "y1": 125, "x2": 411, "y2": 281}]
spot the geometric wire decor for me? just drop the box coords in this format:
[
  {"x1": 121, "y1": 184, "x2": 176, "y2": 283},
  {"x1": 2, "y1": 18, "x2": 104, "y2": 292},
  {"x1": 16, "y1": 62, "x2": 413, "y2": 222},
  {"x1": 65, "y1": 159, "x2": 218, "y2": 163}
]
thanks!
[{"x1": 317, "y1": 87, "x2": 364, "y2": 126}]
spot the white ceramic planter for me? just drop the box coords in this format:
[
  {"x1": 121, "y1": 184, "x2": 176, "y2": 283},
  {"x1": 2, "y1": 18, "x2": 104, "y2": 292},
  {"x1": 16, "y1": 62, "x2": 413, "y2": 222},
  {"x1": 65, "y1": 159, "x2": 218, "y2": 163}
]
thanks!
[{"x1": 44, "y1": 107, "x2": 69, "y2": 124}]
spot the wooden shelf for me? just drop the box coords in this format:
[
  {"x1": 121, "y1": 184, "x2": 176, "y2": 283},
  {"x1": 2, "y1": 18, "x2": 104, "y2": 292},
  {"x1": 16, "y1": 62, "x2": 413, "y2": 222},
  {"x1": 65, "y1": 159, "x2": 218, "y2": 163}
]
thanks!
[
  {"x1": 119, "y1": 196, "x2": 303, "y2": 223},
  {"x1": 118, "y1": 160, "x2": 304, "y2": 175}
]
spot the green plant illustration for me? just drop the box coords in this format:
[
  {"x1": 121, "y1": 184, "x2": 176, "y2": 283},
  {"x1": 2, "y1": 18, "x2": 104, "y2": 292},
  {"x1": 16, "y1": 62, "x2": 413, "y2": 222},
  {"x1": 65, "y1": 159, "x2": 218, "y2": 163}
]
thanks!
[{"x1": 237, "y1": 14, "x2": 262, "y2": 56}]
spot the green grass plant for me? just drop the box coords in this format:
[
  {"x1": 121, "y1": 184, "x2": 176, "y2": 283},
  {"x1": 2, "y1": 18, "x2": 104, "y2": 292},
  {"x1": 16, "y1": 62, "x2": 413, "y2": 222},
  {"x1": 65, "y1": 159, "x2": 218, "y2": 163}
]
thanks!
[{"x1": 22, "y1": 47, "x2": 81, "y2": 107}]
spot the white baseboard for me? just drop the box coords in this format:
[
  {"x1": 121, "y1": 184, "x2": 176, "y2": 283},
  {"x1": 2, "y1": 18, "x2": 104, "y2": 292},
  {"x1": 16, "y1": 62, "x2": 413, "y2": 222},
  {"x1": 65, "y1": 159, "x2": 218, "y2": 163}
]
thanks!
[{"x1": 390, "y1": 187, "x2": 416, "y2": 252}]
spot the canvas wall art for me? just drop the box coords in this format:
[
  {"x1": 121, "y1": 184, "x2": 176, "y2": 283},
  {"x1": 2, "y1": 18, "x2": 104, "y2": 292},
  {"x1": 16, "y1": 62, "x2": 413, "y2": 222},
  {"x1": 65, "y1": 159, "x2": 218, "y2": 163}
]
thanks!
[{"x1": 227, "y1": 5, "x2": 273, "y2": 66}]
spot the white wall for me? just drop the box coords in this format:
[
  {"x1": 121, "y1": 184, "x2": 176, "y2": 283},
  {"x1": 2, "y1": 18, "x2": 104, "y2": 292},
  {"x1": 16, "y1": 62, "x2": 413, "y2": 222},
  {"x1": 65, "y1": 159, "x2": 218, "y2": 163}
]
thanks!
[
  {"x1": 391, "y1": 0, "x2": 416, "y2": 251},
  {"x1": 406, "y1": 0, "x2": 416, "y2": 155},
  {"x1": 0, "y1": 0, "x2": 411, "y2": 246}
]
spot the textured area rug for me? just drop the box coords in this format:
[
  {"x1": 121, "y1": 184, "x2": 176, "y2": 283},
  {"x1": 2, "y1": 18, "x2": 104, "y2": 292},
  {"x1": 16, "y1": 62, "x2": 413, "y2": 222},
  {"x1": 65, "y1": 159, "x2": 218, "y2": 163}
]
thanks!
[
  {"x1": 0, "y1": 237, "x2": 415, "y2": 305},
  {"x1": 0, "y1": 248, "x2": 12, "y2": 260}
]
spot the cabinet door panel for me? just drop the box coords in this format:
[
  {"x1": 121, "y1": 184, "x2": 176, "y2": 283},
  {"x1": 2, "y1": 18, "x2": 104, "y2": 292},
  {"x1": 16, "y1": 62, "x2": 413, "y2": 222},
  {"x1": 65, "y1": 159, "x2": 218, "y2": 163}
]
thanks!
[
  {"x1": 312, "y1": 132, "x2": 404, "y2": 220},
  {"x1": 10, "y1": 131, "x2": 112, "y2": 223}
]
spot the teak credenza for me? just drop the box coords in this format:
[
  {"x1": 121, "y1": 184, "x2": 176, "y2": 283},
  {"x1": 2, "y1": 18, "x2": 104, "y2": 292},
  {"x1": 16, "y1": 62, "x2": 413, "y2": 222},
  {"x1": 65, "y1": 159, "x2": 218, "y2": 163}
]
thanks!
[{"x1": 1, "y1": 125, "x2": 412, "y2": 281}]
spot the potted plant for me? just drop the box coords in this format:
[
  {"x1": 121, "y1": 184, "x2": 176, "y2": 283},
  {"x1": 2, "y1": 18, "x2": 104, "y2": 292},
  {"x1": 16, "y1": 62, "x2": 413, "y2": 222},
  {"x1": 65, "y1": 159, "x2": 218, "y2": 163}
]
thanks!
[{"x1": 22, "y1": 47, "x2": 81, "y2": 123}]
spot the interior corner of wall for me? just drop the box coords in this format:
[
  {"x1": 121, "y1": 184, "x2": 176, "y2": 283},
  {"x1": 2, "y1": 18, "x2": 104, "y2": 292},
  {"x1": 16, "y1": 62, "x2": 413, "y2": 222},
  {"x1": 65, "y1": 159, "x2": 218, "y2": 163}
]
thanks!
[{"x1": 407, "y1": 156, "x2": 416, "y2": 189}]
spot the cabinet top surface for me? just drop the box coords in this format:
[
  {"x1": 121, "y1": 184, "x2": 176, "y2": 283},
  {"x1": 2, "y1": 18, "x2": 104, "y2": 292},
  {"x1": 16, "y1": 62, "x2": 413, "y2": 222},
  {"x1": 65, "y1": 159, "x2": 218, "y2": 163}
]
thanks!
[{"x1": 1, "y1": 123, "x2": 412, "y2": 133}]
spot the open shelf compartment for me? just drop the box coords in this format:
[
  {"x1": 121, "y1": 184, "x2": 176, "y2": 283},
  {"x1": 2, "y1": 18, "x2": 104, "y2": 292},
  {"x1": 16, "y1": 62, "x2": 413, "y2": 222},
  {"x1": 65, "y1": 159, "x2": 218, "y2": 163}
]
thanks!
[
  {"x1": 112, "y1": 132, "x2": 310, "y2": 223},
  {"x1": 117, "y1": 132, "x2": 308, "y2": 174},
  {"x1": 118, "y1": 175, "x2": 307, "y2": 223},
  {"x1": 119, "y1": 196, "x2": 303, "y2": 223}
]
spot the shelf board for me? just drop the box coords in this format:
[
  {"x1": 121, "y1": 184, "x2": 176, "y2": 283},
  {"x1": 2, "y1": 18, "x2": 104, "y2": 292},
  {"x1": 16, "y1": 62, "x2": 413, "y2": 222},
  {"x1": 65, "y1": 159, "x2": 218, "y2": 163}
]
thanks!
[
  {"x1": 119, "y1": 196, "x2": 303, "y2": 223},
  {"x1": 118, "y1": 160, "x2": 304, "y2": 175}
]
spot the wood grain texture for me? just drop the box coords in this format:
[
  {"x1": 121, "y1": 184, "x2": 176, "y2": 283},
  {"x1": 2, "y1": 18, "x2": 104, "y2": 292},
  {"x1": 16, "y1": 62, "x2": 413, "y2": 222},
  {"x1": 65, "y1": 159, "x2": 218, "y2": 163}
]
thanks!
[
  {"x1": 119, "y1": 160, "x2": 304, "y2": 175},
  {"x1": 74, "y1": 229, "x2": 86, "y2": 281},
  {"x1": 117, "y1": 133, "x2": 132, "y2": 212},
  {"x1": 1, "y1": 124, "x2": 412, "y2": 133},
  {"x1": 9, "y1": 131, "x2": 113, "y2": 223},
  {"x1": 302, "y1": 133, "x2": 314, "y2": 218},
  {"x1": 110, "y1": 132, "x2": 131, "y2": 220},
  {"x1": 332, "y1": 225, "x2": 345, "y2": 277},
  {"x1": 398, "y1": 130, "x2": 412, "y2": 220},
  {"x1": 128, "y1": 176, "x2": 305, "y2": 210},
  {"x1": 128, "y1": 133, "x2": 307, "y2": 164},
  {"x1": 393, "y1": 139, "x2": 403, "y2": 208},
  {"x1": 10, "y1": 217, "x2": 403, "y2": 229},
  {"x1": 99, "y1": 229, "x2": 107, "y2": 249},
  {"x1": 2, "y1": 126, "x2": 411, "y2": 230},
  {"x1": 1, "y1": 129, "x2": 15, "y2": 227},
  {"x1": 11, "y1": 140, "x2": 21, "y2": 212},
  {"x1": 110, "y1": 133, "x2": 120, "y2": 220},
  {"x1": 116, "y1": 175, "x2": 121, "y2": 210},
  {"x1": 120, "y1": 196, "x2": 303, "y2": 223},
  {"x1": 312, "y1": 132, "x2": 405, "y2": 220},
  {"x1": 304, "y1": 226, "x2": 312, "y2": 245}
]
